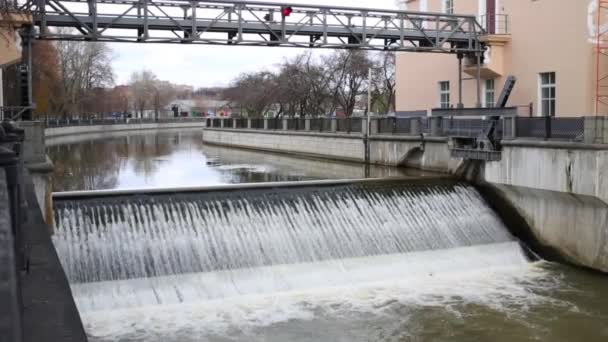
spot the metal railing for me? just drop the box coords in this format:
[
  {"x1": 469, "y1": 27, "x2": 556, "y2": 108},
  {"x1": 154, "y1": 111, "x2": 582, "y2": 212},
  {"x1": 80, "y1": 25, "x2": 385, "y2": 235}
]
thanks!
[
  {"x1": 205, "y1": 116, "x2": 607, "y2": 144},
  {"x1": 377, "y1": 117, "x2": 417, "y2": 134},
  {"x1": 286, "y1": 118, "x2": 306, "y2": 131},
  {"x1": 442, "y1": 118, "x2": 497, "y2": 138},
  {"x1": 44, "y1": 117, "x2": 207, "y2": 128},
  {"x1": 512, "y1": 117, "x2": 585, "y2": 141},
  {"x1": 336, "y1": 118, "x2": 363, "y2": 133},
  {"x1": 479, "y1": 14, "x2": 509, "y2": 35}
]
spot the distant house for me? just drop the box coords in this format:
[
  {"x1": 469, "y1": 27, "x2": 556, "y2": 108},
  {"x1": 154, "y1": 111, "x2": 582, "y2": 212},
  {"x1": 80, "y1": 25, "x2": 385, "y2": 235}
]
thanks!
[{"x1": 167, "y1": 99, "x2": 198, "y2": 117}]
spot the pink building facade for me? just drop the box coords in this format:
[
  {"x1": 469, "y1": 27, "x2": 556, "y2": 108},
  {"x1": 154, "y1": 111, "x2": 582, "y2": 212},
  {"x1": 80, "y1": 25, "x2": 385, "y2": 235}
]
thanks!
[{"x1": 396, "y1": 0, "x2": 608, "y2": 117}]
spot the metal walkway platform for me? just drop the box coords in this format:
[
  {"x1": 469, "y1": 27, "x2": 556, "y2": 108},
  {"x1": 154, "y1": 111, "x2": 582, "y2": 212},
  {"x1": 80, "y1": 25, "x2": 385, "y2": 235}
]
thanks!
[{"x1": 21, "y1": 0, "x2": 485, "y2": 53}]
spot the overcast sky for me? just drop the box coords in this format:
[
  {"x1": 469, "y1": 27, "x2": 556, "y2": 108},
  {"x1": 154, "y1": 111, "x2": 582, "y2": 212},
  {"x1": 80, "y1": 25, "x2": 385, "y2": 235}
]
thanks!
[{"x1": 111, "y1": 0, "x2": 400, "y2": 88}]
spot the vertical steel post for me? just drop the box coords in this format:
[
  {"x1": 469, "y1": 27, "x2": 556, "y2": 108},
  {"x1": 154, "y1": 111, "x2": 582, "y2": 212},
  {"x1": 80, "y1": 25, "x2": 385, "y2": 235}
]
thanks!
[
  {"x1": 476, "y1": 50, "x2": 482, "y2": 108},
  {"x1": 457, "y1": 53, "x2": 463, "y2": 108},
  {"x1": 19, "y1": 27, "x2": 33, "y2": 120}
]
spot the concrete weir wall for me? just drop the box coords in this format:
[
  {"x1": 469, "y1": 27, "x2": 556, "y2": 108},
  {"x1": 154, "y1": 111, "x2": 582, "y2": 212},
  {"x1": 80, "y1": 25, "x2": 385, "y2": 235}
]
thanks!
[
  {"x1": 485, "y1": 141, "x2": 608, "y2": 272},
  {"x1": 202, "y1": 129, "x2": 366, "y2": 163}
]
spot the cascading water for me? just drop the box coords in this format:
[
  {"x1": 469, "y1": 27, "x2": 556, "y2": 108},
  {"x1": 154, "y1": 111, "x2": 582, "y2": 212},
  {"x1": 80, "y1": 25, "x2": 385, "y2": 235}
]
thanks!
[{"x1": 52, "y1": 180, "x2": 531, "y2": 313}]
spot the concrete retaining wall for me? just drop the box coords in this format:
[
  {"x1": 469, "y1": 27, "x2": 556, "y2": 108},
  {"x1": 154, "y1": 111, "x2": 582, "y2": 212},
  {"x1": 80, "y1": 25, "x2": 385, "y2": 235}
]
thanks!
[
  {"x1": 369, "y1": 136, "x2": 462, "y2": 173},
  {"x1": 203, "y1": 129, "x2": 366, "y2": 163},
  {"x1": 203, "y1": 128, "x2": 460, "y2": 173},
  {"x1": 485, "y1": 141, "x2": 608, "y2": 205},
  {"x1": 45, "y1": 121, "x2": 206, "y2": 138},
  {"x1": 484, "y1": 140, "x2": 608, "y2": 272}
]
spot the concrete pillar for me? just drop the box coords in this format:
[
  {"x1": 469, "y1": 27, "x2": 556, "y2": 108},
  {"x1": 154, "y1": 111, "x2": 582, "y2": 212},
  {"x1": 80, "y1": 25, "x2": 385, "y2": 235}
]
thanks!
[
  {"x1": 502, "y1": 117, "x2": 517, "y2": 140},
  {"x1": 17, "y1": 121, "x2": 48, "y2": 167},
  {"x1": 430, "y1": 117, "x2": 443, "y2": 136},
  {"x1": 263, "y1": 119, "x2": 269, "y2": 130},
  {"x1": 410, "y1": 118, "x2": 421, "y2": 135},
  {"x1": 584, "y1": 117, "x2": 603, "y2": 144},
  {"x1": 369, "y1": 118, "x2": 378, "y2": 135},
  {"x1": 330, "y1": 119, "x2": 337, "y2": 132},
  {"x1": 604, "y1": 117, "x2": 608, "y2": 144},
  {"x1": 232, "y1": 118, "x2": 237, "y2": 129},
  {"x1": 220, "y1": 118, "x2": 225, "y2": 128},
  {"x1": 247, "y1": 118, "x2": 252, "y2": 129},
  {"x1": 305, "y1": 118, "x2": 311, "y2": 131},
  {"x1": 283, "y1": 118, "x2": 288, "y2": 130}
]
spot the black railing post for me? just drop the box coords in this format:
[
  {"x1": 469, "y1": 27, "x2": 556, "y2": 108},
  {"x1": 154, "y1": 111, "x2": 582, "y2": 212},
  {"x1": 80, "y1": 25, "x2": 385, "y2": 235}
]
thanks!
[{"x1": 544, "y1": 115, "x2": 552, "y2": 140}]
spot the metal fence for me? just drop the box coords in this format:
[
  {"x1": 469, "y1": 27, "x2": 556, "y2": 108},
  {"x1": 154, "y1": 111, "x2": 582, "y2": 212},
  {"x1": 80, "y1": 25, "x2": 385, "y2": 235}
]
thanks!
[
  {"x1": 250, "y1": 118, "x2": 264, "y2": 129},
  {"x1": 267, "y1": 118, "x2": 281, "y2": 130},
  {"x1": 309, "y1": 118, "x2": 333, "y2": 132},
  {"x1": 235, "y1": 118, "x2": 248, "y2": 129},
  {"x1": 336, "y1": 118, "x2": 363, "y2": 133},
  {"x1": 515, "y1": 117, "x2": 585, "y2": 141},
  {"x1": 44, "y1": 117, "x2": 206, "y2": 128},
  {"x1": 377, "y1": 117, "x2": 416, "y2": 134},
  {"x1": 204, "y1": 116, "x2": 599, "y2": 144},
  {"x1": 286, "y1": 118, "x2": 306, "y2": 131},
  {"x1": 442, "y1": 118, "x2": 488, "y2": 138}
]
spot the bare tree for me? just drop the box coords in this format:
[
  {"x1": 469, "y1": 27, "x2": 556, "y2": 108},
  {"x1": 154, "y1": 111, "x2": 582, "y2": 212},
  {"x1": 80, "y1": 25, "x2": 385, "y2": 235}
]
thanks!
[
  {"x1": 54, "y1": 32, "x2": 114, "y2": 117},
  {"x1": 224, "y1": 71, "x2": 277, "y2": 117},
  {"x1": 329, "y1": 50, "x2": 372, "y2": 117},
  {"x1": 371, "y1": 52, "x2": 396, "y2": 114},
  {"x1": 129, "y1": 70, "x2": 157, "y2": 118}
]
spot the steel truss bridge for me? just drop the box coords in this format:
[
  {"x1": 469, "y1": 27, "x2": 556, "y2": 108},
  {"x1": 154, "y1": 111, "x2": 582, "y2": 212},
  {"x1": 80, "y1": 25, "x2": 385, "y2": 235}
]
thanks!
[{"x1": 19, "y1": 0, "x2": 486, "y2": 54}]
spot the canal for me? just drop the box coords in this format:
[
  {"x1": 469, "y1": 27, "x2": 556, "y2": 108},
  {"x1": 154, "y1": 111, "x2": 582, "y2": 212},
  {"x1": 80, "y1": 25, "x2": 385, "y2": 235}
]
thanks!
[{"x1": 47, "y1": 129, "x2": 608, "y2": 342}]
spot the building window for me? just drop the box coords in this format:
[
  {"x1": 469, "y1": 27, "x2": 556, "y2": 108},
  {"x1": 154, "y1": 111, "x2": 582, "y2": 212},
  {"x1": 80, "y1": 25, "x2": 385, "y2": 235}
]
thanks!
[
  {"x1": 539, "y1": 72, "x2": 556, "y2": 116},
  {"x1": 444, "y1": 0, "x2": 454, "y2": 14},
  {"x1": 439, "y1": 81, "x2": 450, "y2": 108},
  {"x1": 485, "y1": 79, "x2": 495, "y2": 108}
]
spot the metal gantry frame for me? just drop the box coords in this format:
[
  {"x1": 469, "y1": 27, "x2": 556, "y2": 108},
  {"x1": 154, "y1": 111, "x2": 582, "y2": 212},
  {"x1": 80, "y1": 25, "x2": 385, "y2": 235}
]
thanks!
[
  {"x1": 18, "y1": 0, "x2": 486, "y2": 54},
  {"x1": 9, "y1": 0, "x2": 489, "y2": 120}
]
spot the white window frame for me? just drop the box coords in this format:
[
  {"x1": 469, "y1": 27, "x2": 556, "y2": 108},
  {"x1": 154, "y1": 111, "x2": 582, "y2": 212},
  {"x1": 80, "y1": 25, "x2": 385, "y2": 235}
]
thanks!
[
  {"x1": 443, "y1": 0, "x2": 454, "y2": 14},
  {"x1": 439, "y1": 81, "x2": 450, "y2": 109},
  {"x1": 484, "y1": 79, "x2": 495, "y2": 108},
  {"x1": 538, "y1": 72, "x2": 556, "y2": 117}
]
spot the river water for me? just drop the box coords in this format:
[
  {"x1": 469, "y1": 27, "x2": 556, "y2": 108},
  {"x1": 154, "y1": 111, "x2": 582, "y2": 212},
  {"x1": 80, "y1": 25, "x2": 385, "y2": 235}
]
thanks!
[{"x1": 47, "y1": 129, "x2": 608, "y2": 342}]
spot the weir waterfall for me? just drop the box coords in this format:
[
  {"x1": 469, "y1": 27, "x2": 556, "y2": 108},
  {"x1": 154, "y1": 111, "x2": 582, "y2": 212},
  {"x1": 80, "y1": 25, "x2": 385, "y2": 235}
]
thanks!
[{"x1": 52, "y1": 180, "x2": 531, "y2": 313}]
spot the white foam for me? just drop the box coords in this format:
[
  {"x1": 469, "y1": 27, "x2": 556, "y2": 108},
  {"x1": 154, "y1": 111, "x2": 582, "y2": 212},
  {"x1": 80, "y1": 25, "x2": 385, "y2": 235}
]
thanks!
[
  {"x1": 78, "y1": 260, "x2": 564, "y2": 341},
  {"x1": 73, "y1": 242, "x2": 529, "y2": 312}
]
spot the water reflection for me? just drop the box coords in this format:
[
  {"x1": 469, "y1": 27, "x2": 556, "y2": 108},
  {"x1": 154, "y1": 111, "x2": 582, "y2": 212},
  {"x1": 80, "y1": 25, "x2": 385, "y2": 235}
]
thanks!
[{"x1": 47, "y1": 130, "x2": 428, "y2": 192}]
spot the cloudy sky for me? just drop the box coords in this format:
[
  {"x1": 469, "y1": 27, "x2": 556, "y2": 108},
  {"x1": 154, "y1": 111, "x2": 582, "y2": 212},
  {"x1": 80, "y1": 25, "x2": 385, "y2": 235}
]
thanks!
[{"x1": 111, "y1": 0, "x2": 400, "y2": 88}]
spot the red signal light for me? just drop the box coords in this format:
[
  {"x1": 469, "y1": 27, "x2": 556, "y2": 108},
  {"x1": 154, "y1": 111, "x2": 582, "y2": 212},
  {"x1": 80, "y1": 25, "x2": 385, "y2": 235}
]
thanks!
[{"x1": 281, "y1": 6, "x2": 293, "y2": 17}]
